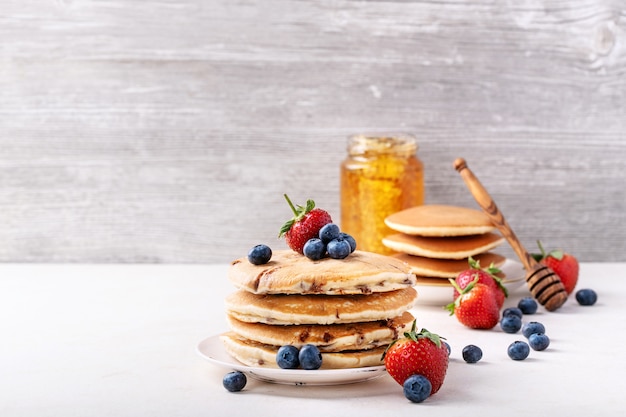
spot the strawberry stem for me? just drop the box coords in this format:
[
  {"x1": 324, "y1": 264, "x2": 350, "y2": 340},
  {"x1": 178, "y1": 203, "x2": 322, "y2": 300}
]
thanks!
[
  {"x1": 278, "y1": 195, "x2": 317, "y2": 238},
  {"x1": 466, "y1": 256, "x2": 507, "y2": 297},
  {"x1": 533, "y1": 240, "x2": 564, "y2": 261},
  {"x1": 537, "y1": 240, "x2": 547, "y2": 257},
  {"x1": 284, "y1": 194, "x2": 298, "y2": 216},
  {"x1": 382, "y1": 320, "x2": 445, "y2": 360},
  {"x1": 468, "y1": 256, "x2": 481, "y2": 270},
  {"x1": 418, "y1": 327, "x2": 443, "y2": 348},
  {"x1": 446, "y1": 277, "x2": 480, "y2": 315}
]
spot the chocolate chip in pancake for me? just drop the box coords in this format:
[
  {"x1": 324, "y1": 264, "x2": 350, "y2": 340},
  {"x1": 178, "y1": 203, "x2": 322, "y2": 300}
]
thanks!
[
  {"x1": 220, "y1": 332, "x2": 387, "y2": 369},
  {"x1": 225, "y1": 287, "x2": 417, "y2": 325},
  {"x1": 228, "y1": 249, "x2": 416, "y2": 295},
  {"x1": 226, "y1": 311, "x2": 414, "y2": 352}
]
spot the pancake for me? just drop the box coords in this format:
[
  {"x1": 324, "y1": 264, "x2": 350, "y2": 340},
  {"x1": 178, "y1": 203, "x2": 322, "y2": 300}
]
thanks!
[
  {"x1": 228, "y1": 249, "x2": 416, "y2": 295},
  {"x1": 382, "y1": 232, "x2": 504, "y2": 260},
  {"x1": 225, "y1": 287, "x2": 417, "y2": 325},
  {"x1": 226, "y1": 311, "x2": 414, "y2": 352},
  {"x1": 393, "y1": 252, "x2": 506, "y2": 279},
  {"x1": 220, "y1": 332, "x2": 386, "y2": 369},
  {"x1": 385, "y1": 205, "x2": 495, "y2": 236}
]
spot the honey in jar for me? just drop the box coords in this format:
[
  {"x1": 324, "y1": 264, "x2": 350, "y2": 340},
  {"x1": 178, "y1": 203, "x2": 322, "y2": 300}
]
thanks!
[{"x1": 340, "y1": 133, "x2": 424, "y2": 255}]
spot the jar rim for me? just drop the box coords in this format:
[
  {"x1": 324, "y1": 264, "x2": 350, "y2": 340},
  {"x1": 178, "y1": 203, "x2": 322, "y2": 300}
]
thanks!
[{"x1": 347, "y1": 133, "x2": 417, "y2": 155}]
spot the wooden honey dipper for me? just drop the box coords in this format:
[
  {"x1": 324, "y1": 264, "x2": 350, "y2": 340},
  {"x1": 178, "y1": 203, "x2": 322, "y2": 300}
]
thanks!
[{"x1": 453, "y1": 158, "x2": 568, "y2": 311}]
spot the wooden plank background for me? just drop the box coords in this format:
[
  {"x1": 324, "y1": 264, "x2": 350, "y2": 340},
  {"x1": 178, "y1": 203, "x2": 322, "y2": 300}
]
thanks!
[{"x1": 1, "y1": 0, "x2": 624, "y2": 263}]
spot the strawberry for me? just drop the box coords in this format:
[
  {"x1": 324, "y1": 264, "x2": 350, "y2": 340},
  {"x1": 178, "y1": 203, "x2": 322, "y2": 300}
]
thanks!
[
  {"x1": 453, "y1": 257, "x2": 508, "y2": 308},
  {"x1": 382, "y1": 321, "x2": 448, "y2": 394},
  {"x1": 532, "y1": 240, "x2": 579, "y2": 295},
  {"x1": 447, "y1": 279, "x2": 500, "y2": 329},
  {"x1": 278, "y1": 194, "x2": 332, "y2": 254}
]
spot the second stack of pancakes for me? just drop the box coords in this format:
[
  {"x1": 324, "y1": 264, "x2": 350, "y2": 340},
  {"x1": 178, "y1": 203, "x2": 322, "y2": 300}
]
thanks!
[
  {"x1": 382, "y1": 205, "x2": 506, "y2": 286},
  {"x1": 221, "y1": 250, "x2": 418, "y2": 369}
]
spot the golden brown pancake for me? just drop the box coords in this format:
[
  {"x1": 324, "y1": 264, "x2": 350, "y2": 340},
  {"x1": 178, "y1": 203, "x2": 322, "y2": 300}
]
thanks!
[
  {"x1": 385, "y1": 205, "x2": 495, "y2": 236},
  {"x1": 393, "y1": 252, "x2": 506, "y2": 278},
  {"x1": 220, "y1": 332, "x2": 386, "y2": 369},
  {"x1": 226, "y1": 311, "x2": 414, "y2": 352},
  {"x1": 225, "y1": 287, "x2": 417, "y2": 325},
  {"x1": 413, "y1": 276, "x2": 454, "y2": 286},
  {"x1": 382, "y1": 232, "x2": 504, "y2": 260},
  {"x1": 228, "y1": 250, "x2": 416, "y2": 295}
]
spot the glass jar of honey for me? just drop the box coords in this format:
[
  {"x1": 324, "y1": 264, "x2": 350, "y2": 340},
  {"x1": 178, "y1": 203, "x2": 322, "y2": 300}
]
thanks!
[{"x1": 340, "y1": 133, "x2": 424, "y2": 255}]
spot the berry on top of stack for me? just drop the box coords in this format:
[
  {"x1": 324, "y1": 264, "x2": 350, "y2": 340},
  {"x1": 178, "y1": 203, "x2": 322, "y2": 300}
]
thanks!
[{"x1": 220, "y1": 196, "x2": 419, "y2": 369}]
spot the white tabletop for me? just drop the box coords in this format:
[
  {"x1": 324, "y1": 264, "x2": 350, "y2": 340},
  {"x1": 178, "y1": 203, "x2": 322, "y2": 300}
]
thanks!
[{"x1": 0, "y1": 262, "x2": 623, "y2": 416}]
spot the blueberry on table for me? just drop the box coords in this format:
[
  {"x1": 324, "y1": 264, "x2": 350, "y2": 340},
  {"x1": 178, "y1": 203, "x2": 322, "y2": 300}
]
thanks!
[
  {"x1": 518, "y1": 297, "x2": 538, "y2": 314},
  {"x1": 403, "y1": 374, "x2": 432, "y2": 403},
  {"x1": 522, "y1": 321, "x2": 546, "y2": 339},
  {"x1": 303, "y1": 238, "x2": 326, "y2": 261},
  {"x1": 299, "y1": 344, "x2": 323, "y2": 370},
  {"x1": 247, "y1": 244, "x2": 272, "y2": 265},
  {"x1": 507, "y1": 341, "x2": 530, "y2": 360},
  {"x1": 575, "y1": 288, "x2": 598, "y2": 306},
  {"x1": 276, "y1": 345, "x2": 300, "y2": 369},
  {"x1": 319, "y1": 223, "x2": 341, "y2": 244},
  {"x1": 462, "y1": 345, "x2": 483, "y2": 363},
  {"x1": 327, "y1": 238, "x2": 351, "y2": 259},
  {"x1": 223, "y1": 371, "x2": 247, "y2": 392},
  {"x1": 528, "y1": 333, "x2": 550, "y2": 351},
  {"x1": 500, "y1": 315, "x2": 522, "y2": 334},
  {"x1": 502, "y1": 307, "x2": 523, "y2": 319},
  {"x1": 443, "y1": 341, "x2": 451, "y2": 357}
]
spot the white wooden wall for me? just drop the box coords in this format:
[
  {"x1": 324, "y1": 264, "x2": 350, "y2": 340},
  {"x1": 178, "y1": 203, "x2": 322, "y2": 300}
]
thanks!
[{"x1": 1, "y1": 0, "x2": 625, "y2": 263}]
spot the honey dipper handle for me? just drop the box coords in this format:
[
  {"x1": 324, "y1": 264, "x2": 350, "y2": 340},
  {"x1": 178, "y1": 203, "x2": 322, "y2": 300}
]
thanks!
[{"x1": 453, "y1": 158, "x2": 536, "y2": 270}]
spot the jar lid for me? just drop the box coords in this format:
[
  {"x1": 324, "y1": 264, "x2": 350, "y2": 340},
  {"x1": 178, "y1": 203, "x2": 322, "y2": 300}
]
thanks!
[{"x1": 347, "y1": 133, "x2": 417, "y2": 156}]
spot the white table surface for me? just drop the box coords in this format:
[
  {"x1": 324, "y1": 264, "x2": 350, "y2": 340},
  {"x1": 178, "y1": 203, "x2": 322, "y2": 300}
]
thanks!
[{"x1": 1, "y1": 262, "x2": 623, "y2": 416}]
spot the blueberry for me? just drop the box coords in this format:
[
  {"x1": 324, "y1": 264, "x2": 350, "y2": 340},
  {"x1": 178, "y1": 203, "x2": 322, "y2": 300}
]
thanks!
[
  {"x1": 247, "y1": 244, "x2": 272, "y2": 265},
  {"x1": 518, "y1": 297, "x2": 538, "y2": 314},
  {"x1": 298, "y1": 344, "x2": 322, "y2": 370},
  {"x1": 319, "y1": 223, "x2": 341, "y2": 244},
  {"x1": 502, "y1": 307, "x2": 523, "y2": 319},
  {"x1": 522, "y1": 321, "x2": 546, "y2": 339},
  {"x1": 276, "y1": 345, "x2": 300, "y2": 369},
  {"x1": 500, "y1": 315, "x2": 522, "y2": 334},
  {"x1": 575, "y1": 288, "x2": 598, "y2": 306},
  {"x1": 528, "y1": 333, "x2": 550, "y2": 351},
  {"x1": 507, "y1": 341, "x2": 530, "y2": 361},
  {"x1": 303, "y1": 238, "x2": 326, "y2": 261},
  {"x1": 327, "y1": 238, "x2": 351, "y2": 259},
  {"x1": 462, "y1": 345, "x2": 483, "y2": 364},
  {"x1": 403, "y1": 374, "x2": 432, "y2": 403},
  {"x1": 443, "y1": 341, "x2": 451, "y2": 357},
  {"x1": 340, "y1": 233, "x2": 357, "y2": 253},
  {"x1": 222, "y1": 371, "x2": 247, "y2": 392}
]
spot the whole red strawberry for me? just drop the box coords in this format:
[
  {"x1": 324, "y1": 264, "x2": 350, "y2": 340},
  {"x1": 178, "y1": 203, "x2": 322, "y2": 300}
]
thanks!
[
  {"x1": 532, "y1": 241, "x2": 579, "y2": 295},
  {"x1": 278, "y1": 194, "x2": 332, "y2": 254},
  {"x1": 453, "y1": 257, "x2": 508, "y2": 308},
  {"x1": 447, "y1": 279, "x2": 500, "y2": 329},
  {"x1": 383, "y1": 321, "x2": 448, "y2": 394}
]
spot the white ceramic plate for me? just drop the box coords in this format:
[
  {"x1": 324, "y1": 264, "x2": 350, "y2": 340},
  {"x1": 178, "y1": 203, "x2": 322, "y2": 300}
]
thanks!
[
  {"x1": 197, "y1": 334, "x2": 386, "y2": 386},
  {"x1": 414, "y1": 259, "x2": 526, "y2": 306}
]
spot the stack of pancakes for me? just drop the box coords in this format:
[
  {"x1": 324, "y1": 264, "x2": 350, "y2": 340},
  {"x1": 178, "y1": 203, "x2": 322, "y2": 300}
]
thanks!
[
  {"x1": 382, "y1": 205, "x2": 506, "y2": 286},
  {"x1": 221, "y1": 250, "x2": 418, "y2": 369}
]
